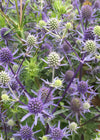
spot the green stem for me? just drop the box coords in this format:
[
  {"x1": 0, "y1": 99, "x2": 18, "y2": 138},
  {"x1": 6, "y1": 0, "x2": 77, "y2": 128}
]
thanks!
[
  {"x1": 52, "y1": 67, "x2": 55, "y2": 82},
  {"x1": 72, "y1": 133, "x2": 75, "y2": 140},
  {"x1": 8, "y1": 84, "x2": 19, "y2": 101},
  {"x1": 21, "y1": 0, "x2": 29, "y2": 28},
  {"x1": 62, "y1": 29, "x2": 67, "y2": 39},
  {"x1": 44, "y1": 27, "x2": 61, "y2": 39},
  {"x1": 15, "y1": 0, "x2": 20, "y2": 25},
  {"x1": 20, "y1": 0, "x2": 22, "y2": 26}
]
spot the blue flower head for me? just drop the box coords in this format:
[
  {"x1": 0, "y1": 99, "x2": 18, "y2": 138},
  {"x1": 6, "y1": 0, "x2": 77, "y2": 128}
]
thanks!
[
  {"x1": 13, "y1": 123, "x2": 40, "y2": 140},
  {"x1": 46, "y1": 121, "x2": 69, "y2": 140},
  {"x1": 81, "y1": 5, "x2": 92, "y2": 20},
  {"x1": 77, "y1": 80, "x2": 88, "y2": 94},
  {"x1": 0, "y1": 28, "x2": 12, "y2": 41},
  {"x1": 0, "y1": 47, "x2": 13, "y2": 63},
  {"x1": 84, "y1": 28, "x2": 95, "y2": 41},
  {"x1": 19, "y1": 91, "x2": 53, "y2": 126},
  {"x1": 0, "y1": 47, "x2": 21, "y2": 69}
]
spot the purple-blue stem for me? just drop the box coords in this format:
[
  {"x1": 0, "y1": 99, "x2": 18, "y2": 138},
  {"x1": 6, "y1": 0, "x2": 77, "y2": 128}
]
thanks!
[
  {"x1": 79, "y1": 54, "x2": 83, "y2": 81},
  {"x1": 16, "y1": 57, "x2": 25, "y2": 75},
  {"x1": 45, "y1": 87, "x2": 53, "y2": 134},
  {"x1": 44, "y1": 87, "x2": 53, "y2": 104},
  {"x1": 5, "y1": 40, "x2": 8, "y2": 47},
  {"x1": 79, "y1": 53, "x2": 86, "y2": 81},
  {"x1": 79, "y1": 65, "x2": 83, "y2": 81},
  {"x1": 92, "y1": 105, "x2": 100, "y2": 113},
  {"x1": 81, "y1": 134, "x2": 84, "y2": 140},
  {"x1": 0, "y1": 1, "x2": 3, "y2": 11},
  {"x1": 5, "y1": 0, "x2": 9, "y2": 13},
  {"x1": 85, "y1": 19, "x2": 88, "y2": 30},
  {"x1": 64, "y1": 51, "x2": 74, "y2": 71},
  {"x1": 63, "y1": 38, "x2": 81, "y2": 61},
  {"x1": 9, "y1": 0, "x2": 14, "y2": 6},
  {"x1": 80, "y1": 114, "x2": 100, "y2": 126},
  {"x1": 79, "y1": 53, "x2": 86, "y2": 140},
  {"x1": 69, "y1": 32, "x2": 79, "y2": 48},
  {"x1": 15, "y1": 113, "x2": 20, "y2": 129},
  {"x1": 9, "y1": 63, "x2": 32, "y2": 98},
  {"x1": 69, "y1": 32, "x2": 81, "y2": 52},
  {"x1": 18, "y1": 100, "x2": 26, "y2": 105},
  {"x1": 3, "y1": 118, "x2": 7, "y2": 140},
  {"x1": 75, "y1": 0, "x2": 84, "y2": 32},
  {"x1": 45, "y1": 123, "x2": 49, "y2": 134}
]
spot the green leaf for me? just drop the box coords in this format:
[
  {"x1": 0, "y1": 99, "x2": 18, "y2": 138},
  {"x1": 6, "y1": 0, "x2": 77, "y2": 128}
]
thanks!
[
  {"x1": 21, "y1": 0, "x2": 30, "y2": 28},
  {"x1": 53, "y1": 109, "x2": 68, "y2": 116},
  {"x1": 4, "y1": 27, "x2": 14, "y2": 36},
  {"x1": 0, "y1": 14, "x2": 6, "y2": 27}
]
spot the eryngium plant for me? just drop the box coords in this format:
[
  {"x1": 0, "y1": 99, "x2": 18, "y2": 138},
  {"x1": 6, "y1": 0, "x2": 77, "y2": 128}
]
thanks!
[{"x1": 0, "y1": 0, "x2": 100, "y2": 140}]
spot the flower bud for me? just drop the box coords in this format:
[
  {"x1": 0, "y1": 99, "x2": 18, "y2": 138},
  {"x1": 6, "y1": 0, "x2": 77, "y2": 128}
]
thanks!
[
  {"x1": 52, "y1": 78, "x2": 62, "y2": 88},
  {"x1": 38, "y1": 20, "x2": 46, "y2": 28},
  {"x1": 94, "y1": 26, "x2": 100, "y2": 36},
  {"x1": 69, "y1": 122, "x2": 77, "y2": 131},
  {"x1": 65, "y1": 70, "x2": 74, "y2": 82},
  {"x1": 83, "y1": 102, "x2": 90, "y2": 110},
  {"x1": 71, "y1": 98, "x2": 82, "y2": 113},
  {"x1": 85, "y1": 40, "x2": 96, "y2": 53},
  {"x1": 12, "y1": 65, "x2": 18, "y2": 73},
  {"x1": 65, "y1": 22, "x2": 73, "y2": 30},
  {"x1": 27, "y1": 34, "x2": 36, "y2": 47},
  {"x1": 10, "y1": 138, "x2": 15, "y2": 140},
  {"x1": 48, "y1": 52, "x2": 60, "y2": 67},
  {"x1": 48, "y1": 18, "x2": 59, "y2": 30},
  {"x1": 1, "y1": 94, "x2": 10, "y2": 102},
  {"x1": 7, "y1": 119, "x2": 15, "y2": 127},
  {"x1": 42, "y1": 136, "x2": 48, "y2": 140},
  {"x1": 0, "y1": 71, "x2": 10, "y2": 85}
]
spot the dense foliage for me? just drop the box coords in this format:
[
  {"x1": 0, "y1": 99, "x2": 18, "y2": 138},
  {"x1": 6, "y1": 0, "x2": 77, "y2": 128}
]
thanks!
[{"x1": 0, "y1": 0, "x2": 100, "y2": 140}]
